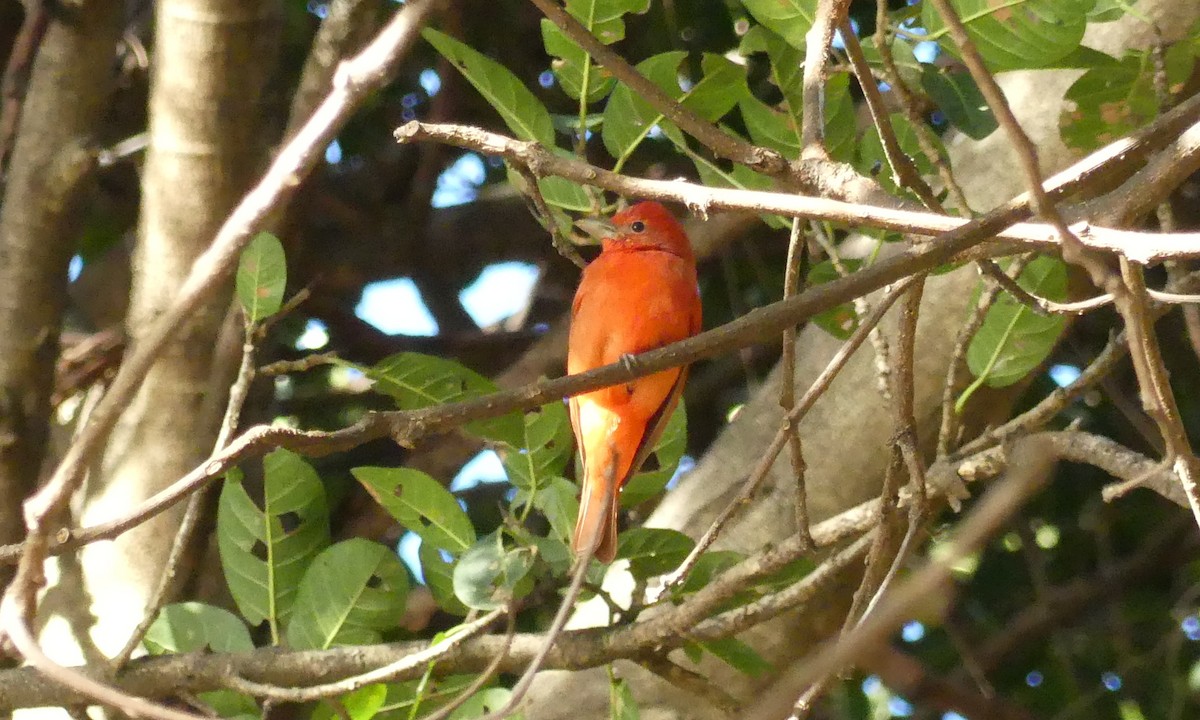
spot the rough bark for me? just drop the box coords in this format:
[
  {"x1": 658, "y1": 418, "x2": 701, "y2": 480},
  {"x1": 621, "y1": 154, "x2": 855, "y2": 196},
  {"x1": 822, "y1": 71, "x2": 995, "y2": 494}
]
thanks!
[
  {"x1": 32, "y1": 0, "x2": 282, "y2": 677},
  {"x1": 0, "y1": 1, "x2": 122, "y2": 548},
  {"x1": 521, "y1": 2, "x2": 1195, "y2": 717}
]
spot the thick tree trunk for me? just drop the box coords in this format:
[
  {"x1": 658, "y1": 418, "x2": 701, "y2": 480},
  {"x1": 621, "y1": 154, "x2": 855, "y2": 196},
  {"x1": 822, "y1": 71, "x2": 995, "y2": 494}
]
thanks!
[
  {"x1": 31, "y1": 0, "x2": 282, "y2": 678},
  {"x1": 0, "y1": 1, "x2": 123, "y2": 549}
]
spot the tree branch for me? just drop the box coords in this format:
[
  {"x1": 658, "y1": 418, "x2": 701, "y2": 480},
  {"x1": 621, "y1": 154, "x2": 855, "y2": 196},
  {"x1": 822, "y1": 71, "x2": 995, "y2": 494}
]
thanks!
[{"x1": 394, "y1": 122, "x2": 1200, "y2": 264}]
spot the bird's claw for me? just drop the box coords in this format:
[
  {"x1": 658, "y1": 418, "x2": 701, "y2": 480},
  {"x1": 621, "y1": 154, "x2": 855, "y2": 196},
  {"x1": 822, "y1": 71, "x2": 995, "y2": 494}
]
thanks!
[{"x1": 619, "y1": 353, "x2": 638, "y2": 375}]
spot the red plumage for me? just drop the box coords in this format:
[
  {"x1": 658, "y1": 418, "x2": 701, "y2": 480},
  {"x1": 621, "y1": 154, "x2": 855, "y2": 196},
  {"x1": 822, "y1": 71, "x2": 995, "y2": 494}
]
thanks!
[{"x1": 567, "y1": 201, "x2": 702, "y2": 563}]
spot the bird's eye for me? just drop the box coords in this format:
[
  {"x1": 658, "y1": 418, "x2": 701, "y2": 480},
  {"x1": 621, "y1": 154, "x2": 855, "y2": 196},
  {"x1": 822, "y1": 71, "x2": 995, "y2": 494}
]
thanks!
[{"x1": 630, "y1": 221, "x2": 646, "y2": 233}]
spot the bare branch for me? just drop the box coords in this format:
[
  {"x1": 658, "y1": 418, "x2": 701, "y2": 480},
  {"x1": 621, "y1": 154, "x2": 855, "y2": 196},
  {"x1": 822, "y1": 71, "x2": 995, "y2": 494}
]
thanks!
[{"x1": 395, "y1": 122, "x2": 1200, "y2": 264}]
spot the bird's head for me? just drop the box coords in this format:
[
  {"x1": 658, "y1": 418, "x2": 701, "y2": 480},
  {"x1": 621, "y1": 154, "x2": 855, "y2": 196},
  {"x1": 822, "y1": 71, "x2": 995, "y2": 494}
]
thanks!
[{"x1": 574, "y1": 201, "x2": 693, "y2": 259}]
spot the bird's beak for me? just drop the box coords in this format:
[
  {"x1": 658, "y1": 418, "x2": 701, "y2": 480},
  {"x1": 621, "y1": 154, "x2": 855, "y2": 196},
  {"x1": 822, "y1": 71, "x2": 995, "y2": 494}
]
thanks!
[{"x1": 574, "y1": 216, "x2": 618, "y2": 245}]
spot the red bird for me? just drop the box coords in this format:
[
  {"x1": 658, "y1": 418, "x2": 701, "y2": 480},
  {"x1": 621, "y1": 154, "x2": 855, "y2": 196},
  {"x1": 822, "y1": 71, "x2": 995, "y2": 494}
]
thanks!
[{"x1": 567, "y1": 201, "x2": 702, "y2": 563}]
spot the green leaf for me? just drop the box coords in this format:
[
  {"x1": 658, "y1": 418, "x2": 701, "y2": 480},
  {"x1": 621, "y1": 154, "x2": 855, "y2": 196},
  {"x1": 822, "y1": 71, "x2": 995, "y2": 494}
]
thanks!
[
  {"x1": 962, "y1": 256, "x2": 1068, "y2": 406},
  {"x1": 540, "y1": 0, "x2": 649, "y2": 103},
  {"x1": 312, "y1": 685, "x2": 388, "y2": 720},
  {"x1": 1060, "y1": 49, "x2": 1193, "y2": 151},
  {"x1": 921, "y1": 0, "x2": 1092, "y2": 71},
  {"x1": 419, "y1": 542, "x2": 469, "y2": 616},
  {"x1": 739, "y1": 95, "x2": 800, "y2": 156},
  {"x1": 858, "y1": 34, "x2": 923, "y2": 91},
  {"x1": 609, "y1": 677, "x2": 640, "y2": 720},
  {"x1": 620, "y1": 404, "x2": 687, "y2": 506},
  {"x1": 285, "y1": 539, "x2": 409, "y2": 650},
  {"x1": 450, "y1": 688, "x2": 524, "y2": 720},
  {"x1": 823, "y1": 74, "x2": 856, "y2": 164},
  {"x1": 144, "y1": 606, "x2": 259, "y2": 719},
  {"x1": 352, "y1": 466, "x2": 475, "y2": 553},
  {"x1": 371, "y1": 676, "x2": 475, "y2": 720},
  {"x1": 1088, "y1": 0, "x2": 1128, "y2": 22},
  {"x1": 531, "y1": 477, "x2": 579, "y2": 545},
  {"x1": 423, "y1": 28, "x2": 554, "y2": 144},
  {"x1": 615, "y1": 528, "x2": 694, "y2": 579},
  {"x1": 697, "y1": 637, "x2": 773, "y2": 677},
  {"x1": 602, "y1": 52, "x2": 747, "y2": 162},
  {"x1": 501, "y1": 401, "x2": 573, "y2": 494},
  {"x1": 236, "y1": 231, "x2": 286, "y2": 324},
  {"x1": 218, "y1": 451, "x2": 330, "y2": 631},
  {"x1": 143, "y1": 602, "x2": 254, "y2": 654},
  {"x1": 601, "y1": 51, "x2": 686, "y2": 159},
  {"x1": 689, "y1": 149, "x2": 787, "y2": 229},
  {"x1": 453, "y1": 533, "x2": 535, "y2": 610},
  {"x1": 358, "y1": 353, "x2": 523, "y2": 446},
  {"x1": 807, "y1": 259, "x2": 863, "y2": 340},
  {"x1": 740, "y1": 0, "x2": 817, "y2": 50},
  {"x1": 921, "y1": 67, "x2": 997, "y2": 140},
  {"x1": 739, "y1": 31, "x2": 853, "y2": 162},
  {"x1": 674, "y1": 550, "x2": 744, "y2": 596}
]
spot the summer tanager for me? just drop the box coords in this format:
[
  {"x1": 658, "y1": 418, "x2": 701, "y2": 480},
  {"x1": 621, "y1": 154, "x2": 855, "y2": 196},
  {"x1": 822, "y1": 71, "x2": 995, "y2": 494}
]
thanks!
[{"x1": 568, "y1": 201, "x2": 702, "y2": 563}]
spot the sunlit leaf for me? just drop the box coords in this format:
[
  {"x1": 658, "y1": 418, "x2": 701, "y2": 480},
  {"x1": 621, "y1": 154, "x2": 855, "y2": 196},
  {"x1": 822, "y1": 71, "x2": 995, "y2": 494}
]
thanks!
[
  {"x1": 218, "y1": 451, "x2": 330, "y2": 631},
  {"x1": 423, "y1": 28, "x2": 554, "y2": 144},
  {"x1": 609, "y1": 676, "x2": 640, "y2": 720},
  {"x1": 738, "y1": 29, "x2": 853, "y2": 162},
  {"x1": 1060, "y1": 48, "x2": 1193, "y2": 151},
  {"x1": 358, "y1": 353, "x2": 523, "y2": 446},
  {"x1": 286, "y1": 539, "x2": 409, "y2": 649},
  {"x1": 144, "y1": 602, "x2": 254, "y2": 654},
  {"x1": 352, "y1": 466, "x2": 475, "y2": 553},
  {"x1": 615, "y1": 527, "x2": 694, "y2": 579},
  {"x1": 236, "y1": 231, "x2": 286, "y2": 324},
  {"x1": 143, "y1": 603, "x2": 258, "y2": 717},
  {"x1": 312, "y1": 685, "x2": 387, "y2": 720},
  {"x1": 961, "y1": 256, "x2": 1068, "y2": 407},
  {"x1": 540, "y1": 0, "x2": 649, "y2": 102},
  {"x1": 921, "y1": 0, "x2": 1092, "y2": 71},
  {"x1": 449, "y1": 688, "x2": 524, "y2": 720},
  {"x1": 740, "y1": 0, "x2": 817, "y2": 50},
  {"x1": 601, "y1": 51, "x2": 686, "y2": 159},
  {"x1": 502, "y1": 401, "x2": 573, "y2": 495},
  {"x1": 453, "y1": 532, "x2": 534, "y2": 610},
  {"x1": 602, "y1": 52, "x2": 747, "y2": 161}
]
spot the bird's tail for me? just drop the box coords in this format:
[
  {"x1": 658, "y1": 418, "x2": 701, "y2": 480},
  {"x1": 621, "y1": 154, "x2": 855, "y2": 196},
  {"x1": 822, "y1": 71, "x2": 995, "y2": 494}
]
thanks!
[{"x1": 572, "y1": 452, "x2": 620, "y2": 563}]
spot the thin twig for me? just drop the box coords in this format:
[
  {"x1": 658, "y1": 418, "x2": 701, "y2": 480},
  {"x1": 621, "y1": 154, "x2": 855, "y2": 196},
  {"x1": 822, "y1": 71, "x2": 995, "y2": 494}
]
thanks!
[
  {"x1": 781, "y1": 218, "x2": 814, "y2": 547},
  {"x1": 473, "y1": 544, "x2": 596, "y2": 720},
  {"x1": 738, "y1": 435, "x2": 1060, "y2": 720},
  {"x1": 1117, "y1": 258, "x2": 1200, "y2": 529},
  {"x1": 112, "y1": 312, "x2": 259, "y2": 669},
  {"x1": 0, "y1": 0, "x2": 50, "y2": 175},
  {"x1": 415, "y1": 609, "x2": 516, "y2": 720},
  {"x1": 840, "y1": 18, "x2": 940, "y2": 208},
  {"x1": 656, "y1": 278, "x2": 917, "y2": 598},
  {"x1": 800, "y1": 0, "x2": 852, "y2": 156},
  {"x1": 978, "y1": 259, "x2": 1111, "y2": 315},
  {"x1": 514, "y1": 164, "x2": 587, "y2": 269},
  {"x1": 870, "y1": 1, "x2": 973, "y2": 214},
  {"x1": 0, "y1": 431, "x2": 1179, "y2": 711},
  {"x1": 937, "y1": 256, "x2": 1030, "y2": 456},
  {"x1": 226, "y1": 608, "x2": 505, "y2": 702}
]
